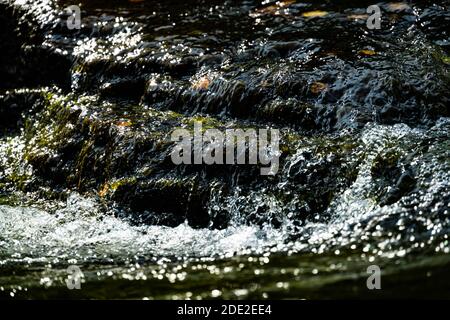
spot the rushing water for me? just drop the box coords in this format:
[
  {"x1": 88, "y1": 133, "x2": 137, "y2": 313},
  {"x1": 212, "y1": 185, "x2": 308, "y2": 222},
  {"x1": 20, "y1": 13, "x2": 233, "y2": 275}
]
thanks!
[{"x1": 0, "y1": 0, "x2": 450, "y2": 298}]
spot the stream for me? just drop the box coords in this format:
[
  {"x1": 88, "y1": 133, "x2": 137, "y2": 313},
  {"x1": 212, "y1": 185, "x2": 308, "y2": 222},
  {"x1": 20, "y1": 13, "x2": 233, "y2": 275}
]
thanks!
[{"x1": 0, "y1": 0, "x2": 450, "y2": 299}]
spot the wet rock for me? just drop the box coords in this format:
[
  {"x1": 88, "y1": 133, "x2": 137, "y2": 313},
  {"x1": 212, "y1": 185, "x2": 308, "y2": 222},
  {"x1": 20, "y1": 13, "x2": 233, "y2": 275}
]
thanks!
[
  {"x1": 0, "y1": 1, "x2": 72, "y2": 90},
  {"x1": 0, "y1": 89, "x2": 364, "y2": 228},
  {"x1": 381, "y1": 169, "x2": 417, "y2": 206},
  {"x1": 1, "y1": 0, "x2": 449, "y2": 232}
]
